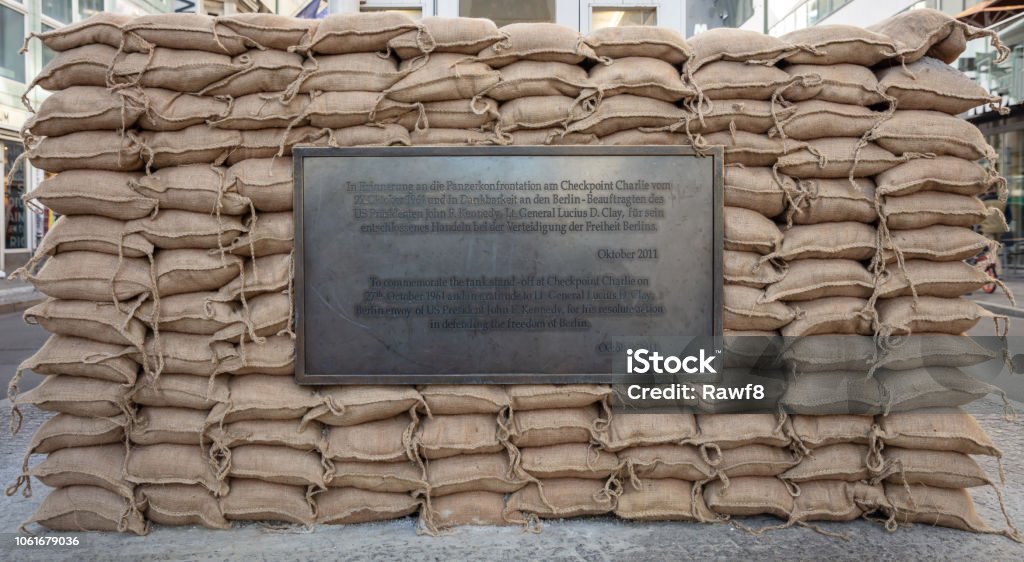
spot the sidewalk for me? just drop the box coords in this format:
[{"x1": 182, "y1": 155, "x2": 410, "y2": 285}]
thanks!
[
  {"x1": 969, "y1": 274, "x2": 1024, "y2": 318},
  {"x1": 0, "y1": 277, "x2": 43, "y2": 315}
]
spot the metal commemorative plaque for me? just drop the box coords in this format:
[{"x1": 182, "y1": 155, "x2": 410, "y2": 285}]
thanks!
[{"x1": 294, "y1": 146, "x2": 722, "y2": 384}]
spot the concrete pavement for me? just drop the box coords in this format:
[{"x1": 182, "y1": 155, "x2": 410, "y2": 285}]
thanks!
[{"x1": 0, "y1": 278, "x2": 43, "y2": 316}]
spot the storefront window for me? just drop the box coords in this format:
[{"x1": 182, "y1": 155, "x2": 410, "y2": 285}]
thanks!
[
  {"x1": 79, "y1": 0, "x2": 105, "y2": 20},
  {"x1": 41, "y1": 0, "x2": 72, "y2": 24},
  {"x1": 359, "y1": 7, "x2": 423, "y2": 18},
  {"x1": 3, "y1": 139, "x2": 27, "y2": 250},
  {"x1": 459, "y1": 0, "x2": 555, "y2": 27},
  {"x1": 1, "y1": 4, "x2": 25, "y2": 83},
  {"x1": 592, "y1": 7, "x2": 657, "y2": 30}
]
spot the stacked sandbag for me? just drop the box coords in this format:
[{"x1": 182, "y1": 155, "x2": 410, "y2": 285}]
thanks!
[
  {"x1": 414, "y1": 386, "x2": 523, "y2": 530},
  {"x1": 306, "y1": 386, "x2": 423, "y2": 526}
]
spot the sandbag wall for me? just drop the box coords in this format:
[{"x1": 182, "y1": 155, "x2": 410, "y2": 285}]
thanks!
[{"x1": 3, "y1": 9, "x2": 1018, "y2": 539}]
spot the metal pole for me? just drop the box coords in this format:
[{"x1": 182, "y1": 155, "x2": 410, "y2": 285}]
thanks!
[{"x1": 763, "y1": 0, "x2": 769, "y2": 35}]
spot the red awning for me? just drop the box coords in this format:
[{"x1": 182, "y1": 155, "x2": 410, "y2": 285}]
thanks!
[{"x1": 958, "y1": 0, "x2": 1024, "y2": 28}]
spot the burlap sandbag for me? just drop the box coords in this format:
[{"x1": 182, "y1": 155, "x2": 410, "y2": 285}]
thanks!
[
  {"x1": 724, "y1": 166, "x2": 789, "y2": 218},
  {"x1": 27, "y1": 86, "x2": 141, "y2": 138},
  {"x1": 134, "y1": 88, "x2": 231, "y2": 132},
  {"x1": 695, "y1": 413, "x2": 789, "y2": 449},
  {"x1": 690, "y1": 99, "x2": 796, "y2": 135},
  {"x1": 390, "y1": 16, "x2": 503, "y2": 59},
  {"x1": 31, "y1": 44, "x2": 117, "y2": 91},
  {"x1": 30, "y1": 443, "x2": 131, "y2": 498},
  {"x1": 304, "y1": 386, "x2": 422, "y2": 427},
  {"x1": 28, "y1": 250, "x2": 151, "y2": 302},
  {"x1": 599, "y1": 129, "x2": 688, "y2": 145},
  {"x1": 422, "y1": 491, "x2": 509, "y2": 528},
  {"x1": 139, "y1": 332, "x2": 237, "y2": 377},
  {"x1": 875, "y1": 296, "x2": 986, "y2": 336},
  {"x1": 111, "y1": 48, "x2": 246, "y2": 92},
  {"x1": 220, "y1": 479, "x2": 315, "y2": 526},
  {"x1": 417, "y1": 413, "x2": 502, "y2": 459},
  {"x1": 317, "y1": 488, "x2": 418, "y2": 525},
  {"x1": 511, "y1": 406, "x2": 599, "y2": 448},
  {"x1": 618, "y1": 445, "x2": 712, "y2": 480},
  {"x1": 305, "y1": 91, "x2": 417, "y2": 129},
  {"x1": 691, "y1": 61, "x2": 792, "y2": 101},
  {"x1": 724, "y1": 285, "x2": 795, "y2": 331},
  {"x1": 26, "y1": 170, "x2": 154, "y2": 220},
  {"x1": 122, "y1": 13, "x2": 257, "y2": 55},
  {"x1": 132, "y1": 373, "x2": 229, "y2": 410},
  {"x1": 326, "y1": 124, "x2": 412, "y2": 147},
  {"x1": 208, "y1": 93, "x2": 309, "y2": 130},
  {"x1": 27, "y1": 413, "x2": 126, "y2": 455},
  {"x1": 688, "y1": 27, "x2": 797, "y2": 71},
  {"x1": 386, "y1": 53, "x2": 500, "y2": 103},
  {"x1": 426, "y1": 452, "x2": 526, "y2": 495},
  {"x1": 496, "y1": 95, "x2": 592, "y2": 132},
  {"x1": 126, "y1": 443, "x2": 227, "y2": 496},
  {"x1": 419, "y1": 385, "x2": 509, "y2": 415},
  {"x1": 876, "y1": 260, "x2": 990, "y2": 299},
  {"x1": 789, "y1": 178, "x2": 875, "y2": 225},
  {"x1": 781, "y1": 335, "x2": 876, "y2": 373},
  {"x1": 226, "y1": 157, "x2": 293, "y2": 212},
  {"x1": 782, "y1": 443, "x2": 869, "y2": 482},
  {"x1": 723, "y1": 206, "x2": 781, "y2": 254},
  {"x1": 307, "y1": 11, "x2": 421, "y2": 55},
  {"x1": 128, "y1": 211, "x2": 245, "y2": 250},
  {"x1": 771, "y1": 100, "x2": 884, "y2": 141},
  {"x1": 776, "y1": 138, "x2": 902, "y2": 179},
  {"x1": 477, "y1": 23, "x2": 597, "y2": 68},
  {"x1": 875, "y1": 156, "x2": 994, "y2": 198},
  {"x1": 225, "y1": 212, "x2": 293, "y2": 258},
  {"x1": 136, "y1": 125, "x2": 241, "y2": 169},
  {"x1": 509, "y1": 129, "x2": 600, "y2": 145},
  {"x1": 327, "y1": 461, "x2": 424, "y2": 493},
  {"x1": 715, "y1": 444, "x2": 799, "y2": 478},
  {"x1": 135, "y1": 292, "x2": 239, "y2": 335},
  {"x1": 298, "y1": 52, "x2": 403, "y2": 93},
  {"x1": 595, "y1": 413, "x2": 698, "y2": 452},
  {"x1": 702, "y1": 131, "x2": 806, "y2": 167},
  {"x1": 790, "y1": 415, "x2": 873, "y2": 448},
  {"x1": 883, "y1": 484, "x2": 1007, "y2": 535},
  {"x1": 724, "y1": 250, "x2": 786, "y2": 289},
  {"x1": 207, "y1": 419, "x2": 322, "y2": 452},
  {"x1": 588, "y1": 57, "x2": 693, "y2": 102},
  {"x1": 781, "y1": 25, "x2": 898, "y2": 66},
  {"x1": 228, "y1": 444, "x2": 325, "y2": 488},
  {"x1": 877, "y1": 366, "x2": 995, "y2": 413},
  {"x1": 791, "y1": 481, "x2": 886, "y2": 522},
  {"x1": 212, "y1": 292, "x2": 290, "y2": 343},
  {"x1": 773, "y1": 222, "x2": 877, "y2": 261},
  {"x1": 877, "y1": 57, "x2": 1000, "y2": 115},
  {"x1": 508, "y1": 385, "x2": 611, "y2": 411},
  {"x1": 883, "y1": 192, "x2": 990, "y2": 230},
  {"x1": 883, "y1": 226, "x2": 992, "y2": 263},
  {"x1": 781, "y1": 297, "x2": 873, "y2": 337},
  {"x1": 136, "y1": 484, "x2": 231, "y2": 529},
  {"x1": 763, "y1": 259, "x2": 873, "y2": 302},
  {"x1": 586, "y1": 26, "x2": 691, "y2": 65},
  {"x1": 24, "y1": 485, "x2": 147, "y2": 535},
  {"x1": 783, "y1": 64, "x2": 886, "y2": 106},
  {"x1": 881, "y1": 448, "x2": 990, "y2": 488},
  {"x1": 564, "y1": 94, "x2": 686, "y2": 137},
  {"x1": 394, "y1": 97, "x2": 497, "y2": 130},
  {"x1": 505, "y1": 479, "x2": 614, "y2": 519},
  {"x1": 27, "y1": 131, "x2": 143, "y2": 173},
  {"x1": 871, "y1": 110, "x2": 994, "y2": 161},
  {"x1": 411, "y1": 128, "x2": 496, "y2": 146},
  {"x1": 217, "y1": 253, "x2": 292, "y2": 301},
  {"x1": 29, "y1": 215, "x2": 151, "y2": 259},
  {"x1": 210, "y1": 375, "x2": 320, "y2": 424},
  {"x1": 226, "y1": 127, "x2": 329, "y2": 165},
  {"x1": 872, "y1": 335, "x2": 995, "y2": 371},
  {"x1": 216, "y1": 13, "x2": 318, "y2": 51},
  {"x1": 520, "y1": 444, "x2": 619, "y2": 480},
  {"x1": 129, "y1": 164, "x2": 251, "y2": 215},
  {"x1": 487, "y1": 60, "x2": 591, "y2": 101},
  {"x1": 18, "y1": 334, "x2": 137, "y2": 384},
  {"x1": 878, "y1": 407, "x2": 999, "y2": 456},
  {"x1": 200, "y1": 50, "x2": 305, "y2": 97},
  {"x1": 130, "y1": 406, "x2": 207, "y2": 446},
  {"x1": 29, "y1": 12, "x2": 131, "y2": 51},
  {"x1": 616, "y1": 478, "x2": 714, "y2": 522},
  {"x1": 322, "y1": 416, "x2": 413, "y2": 463},
  {"x1": 869, "y1": 8, "x2": 1003, "y2": 64},
  {"x1": 15, "y1": 375, "x2": 128, "y2": 419},
  {"x1": 704, "y1": 476, "x2": 793, "y2": 519}
]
